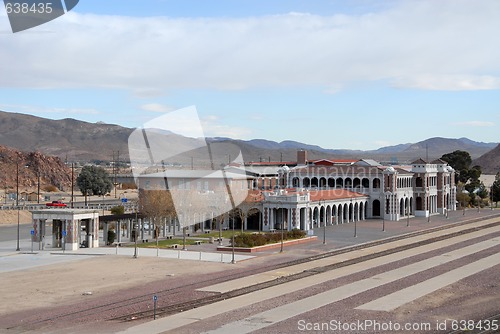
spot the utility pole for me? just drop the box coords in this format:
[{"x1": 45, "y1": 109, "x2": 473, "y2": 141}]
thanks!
[{"x1": 71, "y1": 163, "x2": 74, "y2": 208}]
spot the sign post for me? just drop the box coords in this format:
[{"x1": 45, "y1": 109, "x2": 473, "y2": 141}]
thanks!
[
  {"x1": 30, "y1": 229, "x2": 34, "y2": 253},
  {"x1": 62, "y1": 230, "x2": 67, "y2": 253},
  {"x1": 153, "y1": 295, "x2": 158, "y2": 320}
]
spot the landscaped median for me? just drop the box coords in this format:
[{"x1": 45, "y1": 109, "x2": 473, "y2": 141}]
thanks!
[{"x1": 217, "y1": 229, "x2": 318, "y2": 253}]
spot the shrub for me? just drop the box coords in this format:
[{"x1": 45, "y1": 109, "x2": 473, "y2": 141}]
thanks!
[
  {"x1": 43, "y1": 185, "x2": 58, "y2": 192},
  {"x1": 107, "y1": 230, "x2": 116, "y2": 245},
  {"x1": 121, "y1": 182, "x2": 138, "y2": 190},
  {"x1": 110, "y1": 205, "x2": 125, "y2": 215},
  {"x1": 232, "y1": 230, "x2": 306, "y2": 248}
]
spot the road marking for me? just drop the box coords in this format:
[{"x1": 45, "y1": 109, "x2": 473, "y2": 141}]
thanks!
[
  {"x1": 119, "y1": 232, "x2": 499, "y2": 334},
  {"x1": 200, "y1": 238, "x2": 499, "y2": 334},
  {"x1": 356, "y1": 251, "x2": 500, "y2": 311},
  {"x1": 199, "y1": 223, "x2": 499, "y2": 293}
]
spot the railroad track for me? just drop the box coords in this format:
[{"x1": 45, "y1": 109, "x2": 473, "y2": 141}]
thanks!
[
  {"x1": 9, "y1": 212, "x2": 500, "y2": 331},
  {"x1": 112, "y1": 214, "x2": 500, "y2": 323}
]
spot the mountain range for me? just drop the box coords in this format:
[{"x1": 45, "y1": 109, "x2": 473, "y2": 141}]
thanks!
[{"x1": 0, "y1": 110, "x2": 498, "y2": 173}]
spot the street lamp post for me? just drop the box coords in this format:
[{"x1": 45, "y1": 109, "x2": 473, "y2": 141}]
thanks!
[
  {"x1": 133, "y1": 208, "x2": 138, "y2": 258},
  {"x1": 381, "y1": 193, "x2": 386, "y2": 232},
  {"x1": 352, "y1": 198, "x2": 356, "y2": 238},
  {"x1": 320, "y1": 199, "x2": 326, "y2": 245},
  {"x1": 218, "y1": 215, "x2": 223, "y2": 246},
  {"x1": 427, "y1": 188, "x2": 431, "y2": 223},
  {"x1": 407, "y1": 199, "x2": 410, "y2": 227},
  {"x1": 71, "y1": 163, "x2": 74, "y2": 208},
  {"x1": 16, "y1": 160, "x2": 20, "y2": 251},
  {"x1": 491, "y1": 186, "x2": 494, "y2": 210},
  {"x1": 231, "y1": 214, "x2": 235, "y2": 264},
  {"x1": 279, "y1": 202, "x2": 284, "y2": 253}
]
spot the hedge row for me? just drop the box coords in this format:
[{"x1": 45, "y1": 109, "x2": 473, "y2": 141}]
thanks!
[{"x1": 232, "y1": 229, "x2": 306, "y2": 248}]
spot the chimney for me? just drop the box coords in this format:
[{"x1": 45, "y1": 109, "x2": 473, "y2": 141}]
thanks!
[{"x1": 297, "y1": 150, "x2": 307, "y2": 166}]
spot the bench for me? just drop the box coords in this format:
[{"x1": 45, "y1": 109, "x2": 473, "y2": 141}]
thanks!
[
  {"x1": 165, "y1": 235, "x2": 173, "y2": 239},
  {"x1": 170, "y1": 244, "x2": 179, "y2": 249},
  {"x1": 194, "y1": 240, "x2": 202, "y2": 245}
]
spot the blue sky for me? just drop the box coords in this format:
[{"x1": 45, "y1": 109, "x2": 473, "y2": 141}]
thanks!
[{"x1": 0, "y1": 0, "x2": 499, "y2": 150}]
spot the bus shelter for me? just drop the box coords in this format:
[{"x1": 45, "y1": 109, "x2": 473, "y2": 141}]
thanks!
[{"x1": 31, "y1": 209, "x2": 100, "y2": 251}]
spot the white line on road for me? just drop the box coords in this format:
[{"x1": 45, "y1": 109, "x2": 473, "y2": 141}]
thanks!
[
  {"x1": 201, "y1": 238, "x2": 499, "y2": 334},
  {"x1": 356, "y1": 252, "x2": 500, "y2": 311},
  {"x1": 119, "y1": 234, "x2": 500, "y2": 334}
]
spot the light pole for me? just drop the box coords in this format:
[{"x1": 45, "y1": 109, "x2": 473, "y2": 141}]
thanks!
[
  {"x1": 491, "y1": 186, "x2": 494, "y2": 210},
  {"x1": 231, "y1": 214, "x2": 235, "y2": 264},
  {"x1": 218, "y1": 215, "x2": 223, "y2": 246},
  {"x1": 381, "y1": 193, "x2": 386, "y2": 232},
  {"x1": 427, "y1": 188, "x2": 431, "y2": 223},
  {"x1": 278, "y1": 201, "x2": 284, "y2": 253},
  {"x1": 320, "y1": 199, "x2": 326, "y2": 245},
  {"x1": 407, "y1": 197, "x2": 410, "y2": 227},
  {"x1": 16, "y1": 160, "x2": 20, "y2": 251},
  {"x1": 133, "y1": 207, "x2": 138, "y2": 258},
  {"x1": 352, "y1": 198, "x2": 356, "y2": 238},
  {"x1": 71, "y1": 163, "x2": 74, "y2": 208}
]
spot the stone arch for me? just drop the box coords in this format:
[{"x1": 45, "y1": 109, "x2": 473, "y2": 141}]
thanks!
[{"x1": 373, "y1": 199, "x2": 381, "y2": 216}]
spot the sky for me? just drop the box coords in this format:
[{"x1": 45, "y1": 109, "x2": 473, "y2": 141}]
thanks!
[{"x1": 0, "y1": 0, "x2": 499, "y2": 150}]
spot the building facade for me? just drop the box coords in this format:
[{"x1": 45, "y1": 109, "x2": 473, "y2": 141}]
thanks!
[{"x1": 135, "y1": 151, "x2": 457, "y2": 233}]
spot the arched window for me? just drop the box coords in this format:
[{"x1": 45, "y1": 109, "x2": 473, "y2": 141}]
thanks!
[
  {"x1": 328, "y1": 178, "x2": 335, "y2": 188},
  {"x1": 336, "y1": 178, "x2": 343, "y2": 188},
  {"x1": 303, "y1": 177, "x2": 310, "y2": 187}
]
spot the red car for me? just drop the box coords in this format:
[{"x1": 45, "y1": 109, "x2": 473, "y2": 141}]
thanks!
[{"x1": 46, "y1": 200, "x2": 67, "y2": 207}]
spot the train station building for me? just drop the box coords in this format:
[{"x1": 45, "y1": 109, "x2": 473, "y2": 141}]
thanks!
[{"x1": 135, "y1": 150, "x2": 457, "y2": 233}]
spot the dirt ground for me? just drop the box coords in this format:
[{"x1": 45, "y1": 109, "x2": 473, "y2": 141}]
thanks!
[
  {"x1": 0, "y1": 210, "x2": 32, "y2": 225},
  {"x1": 0, "y1": 254, "x2": 229, "y2": 316}
]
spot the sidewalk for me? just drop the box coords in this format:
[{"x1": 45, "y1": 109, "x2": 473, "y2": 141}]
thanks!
[{"x1": 1, "y1": 208, "x2": 498, "y2": 274}]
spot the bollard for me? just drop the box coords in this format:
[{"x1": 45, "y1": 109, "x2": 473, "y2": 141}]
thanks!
[{"x1": 199, "y1": 252, "x2": 202, "y2": 261}]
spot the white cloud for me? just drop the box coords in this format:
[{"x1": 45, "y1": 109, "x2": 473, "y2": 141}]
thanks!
[
  {"x1": 393, "y1": 75, "x2": 500, "y2": 91},
  {"x1": 201, "y1": 117, "x2": 252, "y2": 139},
  {"x1": 374, "y1": 140, "x2": 393, "y2": 147},
  {"x1": 453, "y1": 121, "x2": 495, "y2": 127},
  {"x1": 1, "y1": 0, "x2": 499, "y2": 92},
  {"x1": 140, "y1": 103, "x2": 176, "y2": 113},
  {"x1": 0, "y1": 103, "x2": 99, "y2": 115}
]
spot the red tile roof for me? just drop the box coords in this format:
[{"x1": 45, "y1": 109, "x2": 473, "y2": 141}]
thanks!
[
  {"x1": 238, "y1": 188, "x2": 367, "y2": 204},
  {"x1": 309, "y1": 189, "x2": 368, "y2": 201}
]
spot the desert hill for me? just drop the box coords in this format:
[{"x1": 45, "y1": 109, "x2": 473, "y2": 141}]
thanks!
[{"x1": 473, "y1": 144, "x2": 500, "y2": 175}]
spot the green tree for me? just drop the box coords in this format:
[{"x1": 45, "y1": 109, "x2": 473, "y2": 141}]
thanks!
[
  {"x1": 110, "y1": 205, "x2": 125, "y2": 215},
  {"x1": 492, "y1": 173, "x2": 500, "y2": 206},
  {"x1": 76, "y1": 165, "x2": 113, "y2": 205},
  {"x1": 441, "y1": 150, "x2": 472, "y2": 171},
  {"x1": 441, "y1": 151, "x2": 483, "y2": 194},
  {"x1": 139, "y1": 189, "x2": 176, "y2": 232}
]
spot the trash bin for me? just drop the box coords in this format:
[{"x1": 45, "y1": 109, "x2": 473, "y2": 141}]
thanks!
[{"x1": 209, "y1": 237, "x2": 214, "y2": 244}]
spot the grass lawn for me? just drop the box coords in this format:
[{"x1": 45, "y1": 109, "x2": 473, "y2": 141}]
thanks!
[
  {"x1": 133, "y1": 238, "x2": 204, "y2": 248},
  {"x1": 198, "y1": 230, "x2": 261, "y2": 239}
]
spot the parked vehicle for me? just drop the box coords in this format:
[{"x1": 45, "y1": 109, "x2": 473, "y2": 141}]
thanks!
[{"x1": 46, "y1": 200, "x2": 67, "y2": 207}]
